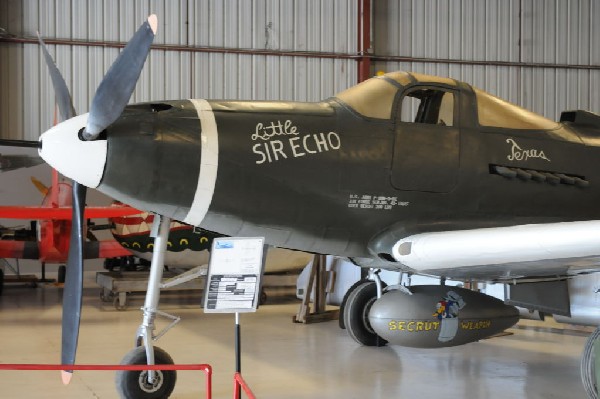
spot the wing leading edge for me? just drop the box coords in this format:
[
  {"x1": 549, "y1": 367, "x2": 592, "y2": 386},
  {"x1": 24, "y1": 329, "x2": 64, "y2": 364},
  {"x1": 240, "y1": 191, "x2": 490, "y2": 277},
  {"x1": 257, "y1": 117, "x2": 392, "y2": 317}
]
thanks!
[{"x1": 370, "y1": 220, "x2": 600, "y2": 281}]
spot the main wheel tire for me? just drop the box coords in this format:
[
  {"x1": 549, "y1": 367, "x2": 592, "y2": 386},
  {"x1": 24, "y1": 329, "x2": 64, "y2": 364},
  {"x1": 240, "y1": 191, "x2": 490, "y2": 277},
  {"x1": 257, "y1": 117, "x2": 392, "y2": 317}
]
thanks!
[
  {"x1": 343, "y1": 280, "x2": 387, "y2": 347},
  {"x1": 581, "y1": 326, "x2": 600, "y2": 399},
  {"x1": 339, "y1": 279, "x2": 387, "y2": 329},
  {"x1": 339, "y1": 279, "x2": 368, "y2": 329},
  {"x1": 0, "y1": 268, "x2": 4, "y2": 296},
  {"x1": 116, "y1": 346, "x2": 177, "y2": 399}
]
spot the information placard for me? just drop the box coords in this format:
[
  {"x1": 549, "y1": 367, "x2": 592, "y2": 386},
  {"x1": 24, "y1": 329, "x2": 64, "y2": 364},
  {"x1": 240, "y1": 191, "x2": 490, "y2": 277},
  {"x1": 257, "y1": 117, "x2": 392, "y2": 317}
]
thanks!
[{"x1": 203, "y1": 237, "x2": 265, "y2": 313}]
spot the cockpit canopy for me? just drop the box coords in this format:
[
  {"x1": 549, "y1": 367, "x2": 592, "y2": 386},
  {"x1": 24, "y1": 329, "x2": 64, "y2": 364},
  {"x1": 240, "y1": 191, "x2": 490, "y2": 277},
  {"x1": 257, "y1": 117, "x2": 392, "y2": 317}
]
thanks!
[
  {"x1": 334, "y1": 71, "x2": 559, "y2": 131},
  {"x1": 472, "y1": 87, "x2": 559, "y2": 130}
]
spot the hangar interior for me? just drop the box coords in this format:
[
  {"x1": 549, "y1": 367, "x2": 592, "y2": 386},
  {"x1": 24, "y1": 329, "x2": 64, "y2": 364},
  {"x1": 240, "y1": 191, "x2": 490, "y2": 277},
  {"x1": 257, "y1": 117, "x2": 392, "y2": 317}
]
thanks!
[{"x1": 0, "y1": 1, "x2": 600, "y2": 398}]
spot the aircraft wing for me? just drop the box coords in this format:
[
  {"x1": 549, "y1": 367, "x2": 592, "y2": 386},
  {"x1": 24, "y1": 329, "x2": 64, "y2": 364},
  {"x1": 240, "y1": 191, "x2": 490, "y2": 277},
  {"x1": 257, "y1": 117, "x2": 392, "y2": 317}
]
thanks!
[
  {"x1": 0, "y1": 240, "x2": 39, "y2": 259},
  {"x1": 0, "y1": 236, "x2": 130, "y2": 261},
  {"x1": 0, "y1": 205, "x2": 140, "y2": 220},
  {"x1": 370, "y1": 220, "x2": 600, "y2": 281}
]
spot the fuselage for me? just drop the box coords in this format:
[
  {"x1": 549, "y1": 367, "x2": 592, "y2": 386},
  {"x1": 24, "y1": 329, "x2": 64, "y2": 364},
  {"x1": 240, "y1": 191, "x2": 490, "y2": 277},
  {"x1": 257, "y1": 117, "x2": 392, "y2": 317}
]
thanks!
[{"x1": 39, "y1": 71, "x2": 600, "y2": 274}]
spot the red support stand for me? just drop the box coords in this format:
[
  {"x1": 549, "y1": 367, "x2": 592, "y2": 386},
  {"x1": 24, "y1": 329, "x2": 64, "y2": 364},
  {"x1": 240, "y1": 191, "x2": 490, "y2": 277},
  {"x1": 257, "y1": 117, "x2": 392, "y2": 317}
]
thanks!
[{"x1": 233, "y1": 372, "x2": 256, "y2": 399}]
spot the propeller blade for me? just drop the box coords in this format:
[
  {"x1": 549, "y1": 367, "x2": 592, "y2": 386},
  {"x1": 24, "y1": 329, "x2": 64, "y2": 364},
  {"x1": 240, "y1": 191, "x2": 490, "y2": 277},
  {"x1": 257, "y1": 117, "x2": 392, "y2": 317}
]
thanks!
[
  {"x1": 37, "y1": 33, "x2": 76, "y2": 121},
  {"x1": 0, "y1": 154, "x2": 43, "y2": 172},
  {"x1": 60, "y1": 180, "x2": 87, "y2": 384},
  {"x1": 0, "y1": 139, "x2": 41, "y2": 148},
  {"x1": 83, "y1": 14, "x2": 158, "y2": 140},
  {"x1": 30, "y1": 176, "x2": 50, "y2": 196}
]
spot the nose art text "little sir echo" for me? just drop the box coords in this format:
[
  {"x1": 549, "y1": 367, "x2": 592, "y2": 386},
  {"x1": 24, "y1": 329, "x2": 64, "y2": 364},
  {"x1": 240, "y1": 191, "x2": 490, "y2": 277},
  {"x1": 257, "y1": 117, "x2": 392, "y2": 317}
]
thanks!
[{"x1": 251, "y1": 120, "x2": 341, "y2": 164}]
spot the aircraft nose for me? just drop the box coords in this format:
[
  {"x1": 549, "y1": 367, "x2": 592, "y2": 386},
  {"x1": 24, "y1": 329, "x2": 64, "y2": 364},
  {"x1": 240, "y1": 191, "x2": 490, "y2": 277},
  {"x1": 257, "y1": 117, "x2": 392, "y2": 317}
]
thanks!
[{"x1": 38, "y1": 113, "x2": 108, "y2": 188}]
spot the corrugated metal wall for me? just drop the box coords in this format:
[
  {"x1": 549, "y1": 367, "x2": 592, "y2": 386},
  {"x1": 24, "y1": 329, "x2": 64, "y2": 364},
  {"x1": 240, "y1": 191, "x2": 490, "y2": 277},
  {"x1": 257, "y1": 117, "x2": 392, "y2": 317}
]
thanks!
[
  {"x1": 373, "y1": 0, "x2": 600, "y2": 121},
  {"x1": 0, "y1": 0, "x2": 25, "y2": 140},
  {"x1": 2, "y1": 0, "x2": 600, "y2": 140},
  {"x1": 0, "y1": 0, "x2": 357, "y2": 140}
]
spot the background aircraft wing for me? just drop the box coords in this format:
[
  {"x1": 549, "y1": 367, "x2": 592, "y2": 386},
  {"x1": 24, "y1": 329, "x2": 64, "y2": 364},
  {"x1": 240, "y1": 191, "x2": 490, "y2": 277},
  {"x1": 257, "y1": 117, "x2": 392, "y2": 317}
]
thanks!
[
  {"x1": 83, "y1": 240, "x2": 131, "y2": 259},
  {"x1": 0, "y1": 240, "x2": 39, "y2": 259},
  {"x1": 0, "y1": 205, "x2": 140, "y2": 220}
]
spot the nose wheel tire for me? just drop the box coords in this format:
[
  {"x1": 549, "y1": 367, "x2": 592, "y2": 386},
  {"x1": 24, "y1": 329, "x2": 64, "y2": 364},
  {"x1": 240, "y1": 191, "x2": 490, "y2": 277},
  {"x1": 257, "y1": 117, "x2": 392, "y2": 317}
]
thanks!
[
  {"x1": 343, "y1": 280, "x2": 387, "y2": 347},
  {"x1": 116, "y1": 346, "x2": 177, "y2": 399}
]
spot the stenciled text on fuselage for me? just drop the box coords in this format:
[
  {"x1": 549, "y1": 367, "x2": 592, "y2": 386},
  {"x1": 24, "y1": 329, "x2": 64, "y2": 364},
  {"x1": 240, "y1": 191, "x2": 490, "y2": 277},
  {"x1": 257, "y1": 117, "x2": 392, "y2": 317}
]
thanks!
[{"x1": 251, "y1": 120, "x2": 341, "y2": 164}]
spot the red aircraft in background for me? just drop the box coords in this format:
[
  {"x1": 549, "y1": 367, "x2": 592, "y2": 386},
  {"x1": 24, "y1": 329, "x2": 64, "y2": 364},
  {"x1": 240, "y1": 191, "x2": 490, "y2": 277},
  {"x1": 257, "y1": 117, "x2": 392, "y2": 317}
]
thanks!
[{"x1": 0, "y1": 169, "x2": 139, "y2": 288}]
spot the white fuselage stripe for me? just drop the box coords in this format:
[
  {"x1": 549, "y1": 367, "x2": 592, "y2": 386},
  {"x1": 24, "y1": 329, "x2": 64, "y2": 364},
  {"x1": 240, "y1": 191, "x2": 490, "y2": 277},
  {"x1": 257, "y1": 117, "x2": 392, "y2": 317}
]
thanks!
[{"x1": 184, "y1": 99, "x2": 219, "y2": 226}]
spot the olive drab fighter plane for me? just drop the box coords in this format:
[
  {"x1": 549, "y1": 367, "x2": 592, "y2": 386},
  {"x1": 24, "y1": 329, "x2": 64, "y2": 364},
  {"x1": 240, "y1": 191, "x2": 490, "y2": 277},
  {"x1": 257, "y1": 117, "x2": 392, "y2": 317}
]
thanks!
[{"x1": 6, "y1": 13, "x2": 600, "y2": 399}]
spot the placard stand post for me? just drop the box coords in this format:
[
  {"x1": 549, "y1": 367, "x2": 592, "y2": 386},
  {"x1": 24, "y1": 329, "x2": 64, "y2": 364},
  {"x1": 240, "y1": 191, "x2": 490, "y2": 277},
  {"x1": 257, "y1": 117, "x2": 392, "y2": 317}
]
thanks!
[
  {"x1": 203, "y1": 237, "x2": 266, "y2": 399},
  {"x1": 235, "y1": 312, "x2": 241, "y2": 398}
]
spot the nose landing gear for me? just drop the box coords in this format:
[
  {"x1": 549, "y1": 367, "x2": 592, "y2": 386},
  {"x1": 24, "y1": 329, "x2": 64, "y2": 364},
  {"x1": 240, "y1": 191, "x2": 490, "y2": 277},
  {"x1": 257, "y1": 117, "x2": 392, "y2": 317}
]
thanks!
[{"x1": 116, "y1": 215, "x2": 180, "y2": 399}]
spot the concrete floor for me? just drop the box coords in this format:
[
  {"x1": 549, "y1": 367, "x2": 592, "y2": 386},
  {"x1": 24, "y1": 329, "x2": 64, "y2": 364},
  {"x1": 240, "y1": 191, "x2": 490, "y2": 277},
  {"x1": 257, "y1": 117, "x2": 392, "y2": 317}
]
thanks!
[{"x1": 0, "y1": 274, "x2": 593, "y2": 399}]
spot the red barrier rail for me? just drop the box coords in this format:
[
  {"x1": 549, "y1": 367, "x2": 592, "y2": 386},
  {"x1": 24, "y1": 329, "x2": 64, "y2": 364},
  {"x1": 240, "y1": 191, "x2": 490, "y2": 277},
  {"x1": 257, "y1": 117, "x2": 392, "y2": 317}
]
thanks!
[
  {"x1": 0, "y1": 363, "x2": 212, "y2": 398},
  {"x1": 233, "y1": 372, "x2": 256, "y2": 399}
]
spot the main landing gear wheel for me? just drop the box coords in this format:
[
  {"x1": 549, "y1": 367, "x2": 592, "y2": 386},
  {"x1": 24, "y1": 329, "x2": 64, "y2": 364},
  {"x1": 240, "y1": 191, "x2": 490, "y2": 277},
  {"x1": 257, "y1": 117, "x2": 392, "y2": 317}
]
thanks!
[
  {"x1": 0, "y1": 268, "x2": 4, "y2": 296},
  {"x1": 343, "y1": 280, "x2": 388, "y2": 347},
  {"x1": 581, "y1": 326, "x2": 600, "y2": 399},
  {"x1": 116, "y1": 346, "x2": 177, "y2": 399},
  {"x1": 339, "y1": 279, "x2": 381, "y2": 329}
]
